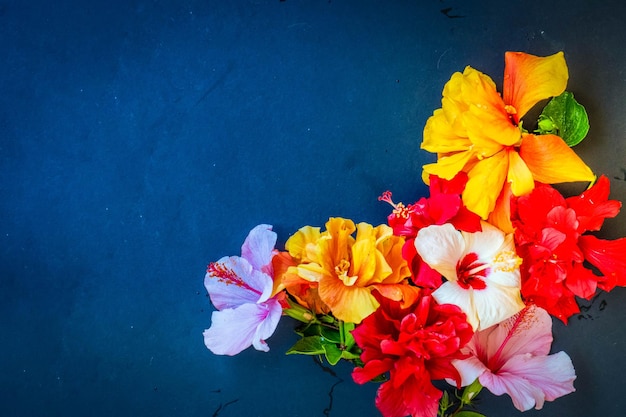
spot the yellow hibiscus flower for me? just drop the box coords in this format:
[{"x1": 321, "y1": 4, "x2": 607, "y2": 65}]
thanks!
[
  {"x1": 421, "y1": 51, "x2": 595, "y2": 226},
  {"x1": 281, "y1": 217, "x2": 420, "y2": 324}
]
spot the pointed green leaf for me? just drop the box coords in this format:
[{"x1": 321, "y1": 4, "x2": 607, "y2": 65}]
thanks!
[
  {"x1": 320, "y1": 327, "x2": 342, "y2": 344},
  {"x1": 286, "y1": 336, "x2": 325, "y2": 356},
  {"x1": 536, "y1": 91, "x2": 589, "y2": 146},
  {"x1": 323, "y1": 342, "x2": 343, "y2": 365}
]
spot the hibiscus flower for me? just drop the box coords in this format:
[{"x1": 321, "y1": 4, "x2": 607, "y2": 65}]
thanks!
[
  {"x1": 379, "y1": 172, "x2": 482, "y2": 288},
  {"x1": 421, "y1": 51, "x2": 594, "y2": 222},
  {"x1": 351, "y1": 293, "x2": 473, "y2": 417},
  {"x1": 203, "y1": 224, "x2": 285, "y2": 355},
  {"x1": 414, "y1": 222, "x2": 525, "y2": 330},
  {"x1": 512, "y1": 175, "x2": 626, "y2": 321},
  {"x1": 280, "y1": 217, "x2": 420, "y2": 324},
  {"x1": 452, "y1": 305, "x2": 576, "y2": 411}
]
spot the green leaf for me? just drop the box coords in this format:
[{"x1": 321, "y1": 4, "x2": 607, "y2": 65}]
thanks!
[
  {"x1": 323, "y1": 343, "x2": 343, "y2": 365},
  {"x1": 340, "y1": 350, "x2": 361, "y2": 361},
  {"x1": 320, "y1": 326, "x2": 342, "y2": 344},
  {"x1": 454, "y1": 412, "x2": 486, "y2": 417},
  {"x1": 536, "y1": 91, "x2": 589, "y2": 146},
  {"x1": 286, "y1": 336, "x2": 325, "y2": 356}
]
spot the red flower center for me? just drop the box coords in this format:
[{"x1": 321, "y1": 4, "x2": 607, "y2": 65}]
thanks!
[{"x1": 456, "y1": 252, "x2": 488, "y2": 290}]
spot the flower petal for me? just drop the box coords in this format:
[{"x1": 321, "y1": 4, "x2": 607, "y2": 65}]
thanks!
[
  {"x1": 318, "y1": 275, "x2": 378, "y2": 323},
  {"x1": 422, "y1": 150, "x2": 475, "y2": 181},
  {"x1": 452, "y1": 356, "x2": 488, "y2": 387},
  {"x1": 481, "y1": 351, "x2": 576, "y2": 411},
  {"x1": 502, "y1": 51, "x2": 568, "y2": 121},
  {"x1": 205, "y1": 256, "x2": 273, "y2": 309},
  {"x1": 463, "y1": 150, "x2": 509, "y2": 219},
  {"x1": 203, "y1": 300, "x2": 282, "y2": 355},
  {"x1": 241, "y1": 224, "x2": 277, "y2": 272},
  {"x1": 507, "y1": 149, "x2": 535, "y2": 197},
  {"x1": 414, "y1": 223, "x2": 466, "y2": 281},
  {"x1": 579, "y1": 235, "x2": 626, "y2": 291},
  {"x1": 472, "y1": 283, "x2": 524, "y2": 330},
  {"x1": 519, "y1": 134, "x2": 595, "y2": 184},
  {"x1": 488, "y1": 306, "x2": 553, "y2": 361},
  {"x1": 433, "y1": 281, "x2": 479, "y2": 330},
  {"x1": 565, "y1": 175, "x2": 622, "y2": 232}
]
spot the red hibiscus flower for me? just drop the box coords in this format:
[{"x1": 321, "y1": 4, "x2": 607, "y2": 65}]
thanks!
[
  {"x1": 379, "y1": 173, "x2": 481, "y2": 288},
  {"x1": 351, "y1": 292, "x2": 473, "y2": 417},
  {"x1": 511, "y1": 175, "x2": 626, "y2": 322}
]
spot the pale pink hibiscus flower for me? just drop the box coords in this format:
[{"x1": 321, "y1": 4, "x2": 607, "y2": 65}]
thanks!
[
  {"x1": 203, "y1": 224, "x2": 284, "y2": 355},
  {"x1": 414, "y1": 222, "x2": 525, "y2": 330},
  {"x1": 452, "y1": 305, "x2": 576, "y2": 411}
]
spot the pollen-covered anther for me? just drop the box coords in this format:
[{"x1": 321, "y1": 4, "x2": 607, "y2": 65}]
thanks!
[
  {"x1": 504, "y1": 104, "x2": 517, "y2": 115},
  {"x1": 493, "y1": 250, "x2": 522, "y2": 273},
  {"x1": 378, "y1": 190, "x2": 410, "y2": 219}
]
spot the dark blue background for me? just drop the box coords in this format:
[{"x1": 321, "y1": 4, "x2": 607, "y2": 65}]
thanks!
[{"x1": 2, "y1": 1, "x2": 626, "y2": 416}]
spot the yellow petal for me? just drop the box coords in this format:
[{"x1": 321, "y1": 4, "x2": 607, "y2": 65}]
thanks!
[
  {"x1": 463, "y1": 151, "x2": 509, "y2": 219},
  {"x1": 319, "y1": 217, "x2": 355, "y2": 270},
  {"x1": 318, "y1": 276, "x2": 378, "y2": 324},
  {"x1": 507, "y1": 149, "x2": 535, "y2": 197},
  {"x1": 422, "y1": 108, "x2": 472, "y2": 153},
  {"x1": 487, "y1": 183, "x2": 515, "y2": 234},
  {"x1": 460, "y1": 67, "x2": 521, "y2": 148},
  {"x1": 502, "y1": 51, "x2": 568, "y2": 121},
  {"x1": 285, "y1": 226, "x2": 321, "y2": 261},
  {"x1": 422, "y1": 150, "x2": 474, "y2": 180},
  {"x1": 519, "y1": 134, "x2": 596, "y2": 184}
]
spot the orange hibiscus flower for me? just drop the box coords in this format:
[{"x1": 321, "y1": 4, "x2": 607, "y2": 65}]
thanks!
[
  {"x1": 421, "y1": 52, "x2": 595, "y2": 228},
  {"x1": 280, "y1": 217, "x2": 420, "y2": 323}
]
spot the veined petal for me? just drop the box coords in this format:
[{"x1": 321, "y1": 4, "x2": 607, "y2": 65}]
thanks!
[
  {"x1": 252, "y1": 298, "x2": 284, "y2": 352},
  {"x1": 503, "y1": 51, "x2": 568, "y2": 121},
  {"x1": 203, "y1": 301, "x2": 281, "y2": 355},
  {"x1": 520, "y1": 134, "x2": 595, "y2": 185},
  {"x1": 205, "y1": 256, "x2": 273, "y2": 309},
  {"x1": 241, "y1": 224, "x2": 277, "y2": 272},
  {"x1": 481, "y1": 351, "x2": 576, "y2": 411},
  {"x1": 489, "y1": 306, "x2": 553, "y2": 360},
  {"x1": 463, "y1": 151, "x2": 509, "y2": 219},
  {"x1": 452, "y1": 357, "x2": 488, "y2": 387}
]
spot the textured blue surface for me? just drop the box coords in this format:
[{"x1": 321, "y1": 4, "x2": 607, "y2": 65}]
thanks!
[{"x1": 2, "y1": 1, "x2": 626, "y2": 416}]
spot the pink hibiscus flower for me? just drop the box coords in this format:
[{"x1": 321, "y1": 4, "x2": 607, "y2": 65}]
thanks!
[
  {"x1": 452, "y1": 305, "x2": 576, "y2": 411},
  {"x1": 203, "y1": 224, "x2": 285, "y2": 355}
]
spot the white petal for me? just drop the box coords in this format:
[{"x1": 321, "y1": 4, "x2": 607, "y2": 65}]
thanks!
[
  {"x1": 472, "y1": 284, "x2": 525, "y2": 330},
  {"x1": 462, "y1": 221, "x2": 505, "y2": 260},
  {"x1": 432, "y1": 281, "x2": 478, "y2": 330},
  {"x1": 414, "y1": 224, "x2": 465, "y2": 281}
]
